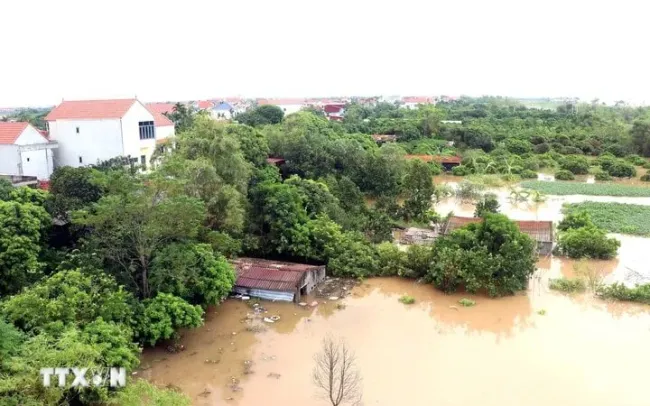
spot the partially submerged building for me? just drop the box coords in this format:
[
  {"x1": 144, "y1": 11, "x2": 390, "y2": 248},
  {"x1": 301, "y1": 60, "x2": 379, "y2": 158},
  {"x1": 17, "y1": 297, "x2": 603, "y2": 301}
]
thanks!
[
  {"x1": 231, "y1": 258, "x2": 326, "y2": 302},
  {"x1": 393, "y1": 226, "x2": 440, "y2": 246},
  {"x1": 404, "y1": 154, "x2": 462, "y2": 171},
  {"x1": 442, "y1": 216, "x2": 554, "y2": 256}
]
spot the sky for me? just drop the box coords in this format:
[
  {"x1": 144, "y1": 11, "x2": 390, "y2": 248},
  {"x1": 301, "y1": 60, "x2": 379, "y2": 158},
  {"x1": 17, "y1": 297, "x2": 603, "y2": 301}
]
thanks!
[{"x1": 1, "y1": 0, "x2": 649, "y2": 107}]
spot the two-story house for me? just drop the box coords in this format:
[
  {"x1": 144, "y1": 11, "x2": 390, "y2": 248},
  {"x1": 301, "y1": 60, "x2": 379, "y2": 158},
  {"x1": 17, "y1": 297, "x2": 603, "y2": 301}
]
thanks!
[
  {"x1": 0, "y1": 122, "x2": 58, "y2": 180},
  {"x1": 45, "y1": 99, "x2": 174, "y2": 169}
]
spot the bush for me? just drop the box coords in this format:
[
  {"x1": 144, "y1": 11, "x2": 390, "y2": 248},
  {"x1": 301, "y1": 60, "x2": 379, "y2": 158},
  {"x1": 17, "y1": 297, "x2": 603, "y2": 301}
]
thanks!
[
  {"x1": 560, "y1": 155, "x2": 589, "y2": 174},
  {"x1": 451, "y1": 165, "x2": 471, "y2": 176},
  {"x1": 428, "y1": 162, "x2": 443, "y2": 175},
  {"x1": 594, "y1": 171, "x2": 612, "y2": 181},
  {"x1": 554, "y1": 170, "x2": 575, "y2": 180},
  {"x1": 376, "y1": 242, "x2": 408, "y2": 277},
  {"x1": 597, "y1": 283, "x2": 650, "y2": 305},
  {"x1": 520, "y1": 169, "x2": 537, "y2": 179},
  {"x1": 643, "y1": 162, "x2": 650, "y2": 169},
  {"x1": 474, "y1": 193, "x2": 499, "y2": 217},
  {"x1": 640, "y1": 172, "x2": 650, "y2": 182},
  {"x1": 136, "y1": 293, "x2": 204, "y2": 346},
  {"x1": 556, "y1": 226, "x2": 620, "y2": 259},
  {"x1": 399, "y1": 295, "x2": 415, "y2": 304},
  {"x1": 458, "y1": 298, "x2": 476, "y2": 307},
  {"x1": 606, "y1": 161, "x2": 636, "y2": 177},
  {"x1": 625, "y1": 154, "x2": 647, "y2": 166},
  {"x1": 558, "y1": 210, "x2": 594, "y2": 231},
  {"x1": 549, "y1": 277, "x2": 586, "y2": 293},
  {"x1": 533, "y1": 143, "x2": 551, "y2": 154}
]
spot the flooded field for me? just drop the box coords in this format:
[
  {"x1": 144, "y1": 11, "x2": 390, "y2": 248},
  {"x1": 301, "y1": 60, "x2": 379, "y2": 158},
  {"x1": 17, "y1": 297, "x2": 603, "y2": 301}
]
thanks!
[
  {"x1": 140, "y1": 174, "x2": 650, "y2": 405},
  {"x1": 140, "y1": 277, "x2": 650, "y2": 406}
]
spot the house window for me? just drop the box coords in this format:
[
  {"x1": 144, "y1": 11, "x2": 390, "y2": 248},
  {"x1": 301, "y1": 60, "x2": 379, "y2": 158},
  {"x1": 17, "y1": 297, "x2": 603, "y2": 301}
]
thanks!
[
  {"x1": 139, "y1": 121, "x2": 155, "y2": 140},
  {"x1": 140, "y1": 155, "x2": 147, "y2": 170},
  {"x1": 76, "y1": 127, "x2": 80, "y2": 134},
  {"x1": 79, "y1": 156, "x2": 83, "y2": 164},
  {"x1": 26, "y1": 158, "x2": 30, "y2": 162}
]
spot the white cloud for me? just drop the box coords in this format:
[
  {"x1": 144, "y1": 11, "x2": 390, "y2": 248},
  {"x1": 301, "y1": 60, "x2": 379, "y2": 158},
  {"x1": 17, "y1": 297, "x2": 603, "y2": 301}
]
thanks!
[{"x1": 1, "y1": 0, "x2": 648, "y2": 106}]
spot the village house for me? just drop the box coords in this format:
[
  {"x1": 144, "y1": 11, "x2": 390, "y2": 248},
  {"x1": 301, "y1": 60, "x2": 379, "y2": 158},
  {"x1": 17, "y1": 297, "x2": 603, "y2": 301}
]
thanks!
[
  {"x1": 211, "y1": 101, "x2": 233, "y2": 120},
  {"x1": 371, "y1": 134, "x2": 397, "y2": 144},
  {"x1": 401, "y1": 96, "x2": 433, "y2": 109},
  {"x1": 323, "y1": 103, "x2": 345, "y2": 120},
  {"x1": 45, "y1": 99, "x2": 174, "y2": 169},
  {"x1": 0, "y1": 122, "x2": 58, "y2": 180},
  {"x1": 442, "y1": 216, "x2": 554, "y2": 255},
  {"x1": 404, "y1": 154, "x2": 462, "y2": 171},
  {"x1": 231, "y1": 258, "x2": 326, "y2": 302},
  {"x1": 393, "y1": 226, "x2": 441, "y2": 246},
  {"x1": 257, "y1": 98, "x2": 306, "y2": 115}
]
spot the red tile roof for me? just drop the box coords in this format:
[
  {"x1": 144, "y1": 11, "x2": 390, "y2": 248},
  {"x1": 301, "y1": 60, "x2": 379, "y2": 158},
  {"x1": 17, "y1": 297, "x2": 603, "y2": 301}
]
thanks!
[
  {"x1": 147, "y1": 102, "x2": 177, "y2": 115},
  {"x1": 402, "y1": 96, "x2": 432, "y2": 104},
  {"x1": 0, "y1": 122, "x2": 28, "y2": 144},
  {"x1": 45, "y1": 99, "x2": 136, "y2": 120},
  {"x1": 371, "y1": 134, "x2": 397, "y2": 142},
  {"x1": 405, "y1": 154, "x2": 462, "y2": 164},
  {"x1": 324, "y1": 104, "x2": 345, "y2": 113},
  {"x1": 147, "y1": 108, "x2": 174, "y2": 127},
  {"x1": 266, "y1": 157, "x2": 286, "y2": 165},
  {"x1": 232, "y1": 258, "x2": 323, "y2": 291},
  {"x1": 197, "y1": 100, "x2": 213, "y2": 110}
]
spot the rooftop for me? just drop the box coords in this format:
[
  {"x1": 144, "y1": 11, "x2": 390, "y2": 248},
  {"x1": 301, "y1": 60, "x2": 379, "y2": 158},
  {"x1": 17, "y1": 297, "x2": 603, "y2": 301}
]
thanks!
[
  {"x1": 0, "y1": 121, "x2": 28, "y2": 144},
  {"x1": 46, "y1": 99, "x2": 137, "y2": 120},
  {"x1": 405, "y1": 154, "x2": 462, "y2": 164},
  {"x1": 147, "y1": 108, "x2": 174, "y2": 127},
  {"x1": 443, "y1": 216, "x2": 553, "y2": 242},
  {"x1": 232, "y1": 258, "x2": 322, "y2": 291},
  {"x1": 147, "y1": 102, "x2": 177, "y2": 115},
  {"x1": 258, "y1": 98, "x2": 306, "y2": 106}
]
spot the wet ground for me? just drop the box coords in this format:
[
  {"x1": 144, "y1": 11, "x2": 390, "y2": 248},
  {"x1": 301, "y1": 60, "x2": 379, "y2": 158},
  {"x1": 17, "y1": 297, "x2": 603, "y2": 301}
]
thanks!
[{"x1": 140, "y1": 174, "x2": 650, "y2": 405}]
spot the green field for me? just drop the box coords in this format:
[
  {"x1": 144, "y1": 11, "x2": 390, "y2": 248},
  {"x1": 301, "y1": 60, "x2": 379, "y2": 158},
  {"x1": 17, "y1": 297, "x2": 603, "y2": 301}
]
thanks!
[
  {"x1": 521, "y1": 181, "x2": 650, "y2": 197},
  {"x1": 563, "y1": 202, "x2": 650, "y2": 236}
]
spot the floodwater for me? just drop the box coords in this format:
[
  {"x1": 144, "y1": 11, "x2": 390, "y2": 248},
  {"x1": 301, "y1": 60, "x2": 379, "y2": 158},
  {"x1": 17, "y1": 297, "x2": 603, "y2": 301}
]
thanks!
[
  {"x1": 140, "y1": 176, "x2": 650, "y2": 405},
  {"x1": 140, "y1": 277, "x2": 650, "y2": 406}
]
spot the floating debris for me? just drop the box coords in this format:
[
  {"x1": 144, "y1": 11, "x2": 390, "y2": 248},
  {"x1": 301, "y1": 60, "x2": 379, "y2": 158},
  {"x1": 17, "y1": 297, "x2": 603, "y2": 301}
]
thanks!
[
  {"x1": 310, "y1": 301, "x2": 318, "y2": 307},
  {"x1": 267, "y1": 372, "x2": 281, "y2": 379},
  {"x1": 329, "y1": 296, "x2": 339, "y2": 300},
  {"x1": 263, "y1": 317, "x2": 275, "y2": 323}
]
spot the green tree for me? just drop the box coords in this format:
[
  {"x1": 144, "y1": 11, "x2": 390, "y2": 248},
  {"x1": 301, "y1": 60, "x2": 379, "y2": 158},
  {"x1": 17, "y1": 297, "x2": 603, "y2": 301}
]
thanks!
[
  {"x1": 556, "y1": 227, "x2": 620, "y2": 259},
  {"x1": 73, "y1": 175, "x2": 206, "y2": 298},
  {"x1": 166, "y1": 102, "x2": 197, "y2": 133},
  {"x1": 631, "y1": 120, "x2": 650, "y2": 157},
  {"x1": 474, "y1": 193, "x2": 500, "y2": 217},
  {"x1": 0, "y1": 200, "x2": 51, "y2": 296},
  {"x1": 47, "y1": 166, "x2": 103, "y2": 220},
  {"x1": 401, "y1": 159, "x2": 435, "y2": 222},
  {"x1": 558, "y1": 210, "x2": 594, "y2": 231},
  {"x1": 137, "y1": 293, "x2": 203, "y2": 346},
  {"x1": 236, "y1": 105, "x2": 284, "y2": 126},
  {"x1": 150, "y1": 243, "x2": 236, "y2": 306}
]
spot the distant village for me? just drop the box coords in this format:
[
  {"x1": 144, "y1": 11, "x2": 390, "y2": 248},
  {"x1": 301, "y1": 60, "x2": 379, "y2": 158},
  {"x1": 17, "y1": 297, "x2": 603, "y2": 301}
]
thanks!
[{"x1": 0, "y1": 95, "x2": 462, "y2": 187}]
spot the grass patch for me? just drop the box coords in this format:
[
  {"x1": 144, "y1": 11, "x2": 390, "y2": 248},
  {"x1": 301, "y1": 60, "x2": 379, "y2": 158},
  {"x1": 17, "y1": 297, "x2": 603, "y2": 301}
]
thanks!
[
  {"x1": 563, "y1": 202, "x2": 650, "y2": 236},
  {"x1": 398, "y1": 295, "x2": 415, "y2": 304},
  {"x1": 458, "y1": 298, "x2": 476, "y2": 307},
  {"x1": 466, "y1": 174, "x2": 518, "y2": 187},
  {"x1": 520, "y1": 181, "x2": 650, "y2": 197},
  {"x1": 549, "y1": 277, "x2": 586, "y2": 293},
  {"x1": 597, "y1": 283, "x2": 650, "y2": 305}
]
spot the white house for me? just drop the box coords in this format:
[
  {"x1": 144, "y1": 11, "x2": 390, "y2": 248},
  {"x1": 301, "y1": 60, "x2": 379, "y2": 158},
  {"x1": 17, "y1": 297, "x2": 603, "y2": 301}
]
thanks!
[
  {"x1": 45, "y1": 99, "x2": 175, "y2": 170},
  {"x1": 401, "y1": 96, "x2": 433, "y2": 109},
  {"x1": 0, "y1": 122, "x2": 57, "y2": 180},
  {"x1": 257, "y1": 98, "x2": 306, "y2": 115},
  {"x1": 211, "y1": 102, "x2": 233, "y2": 120}
]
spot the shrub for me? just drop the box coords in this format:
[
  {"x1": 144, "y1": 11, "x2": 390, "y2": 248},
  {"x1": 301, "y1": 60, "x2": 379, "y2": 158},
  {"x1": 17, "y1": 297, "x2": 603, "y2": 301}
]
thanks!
[
  {"x1": 643, "y1": 162, "x2": 650, "y2": 169},
  {"x1": 533, "y1": 143, "x2": 551, "y2": 154},
  {"x1": 399, "y1": 295, "x2": 415, "y2": 304},
  {"x1": 520, "y1": 169, "x2": 537, "y2": 179},
  {"x1": 597, "y1": 283, "x2": 650, "y2": 305},
  {"x1": 474, "y1": 193, "x2": 500, "y2": 217},
  {"x1": 554, "y1": 170, "x2": 575, "y2": 180},
  {"x1": 549, "y1": 277, "x2": 586, "y2": 293},
  {"x1": 558, "y1": 210, "x2": 594, "y2": 231},
  {"x1": 455, "y1": 181, "x2": 485, "y2": 202},
  {"x1": 594, "y1": 171, "x2": 612, "y2": 181},
  {"x1": 560, "y1": 155, "x2": 589, "y2": 174},
  {"x1": 556, "y1": 226, "x2": 620, "y2": 259},
  {"x1": 451, "y1": 165, "x2": 471, "y2": 176},
  {"x1": 136, "y1": 293, "x2": 204, "y2": 346},
  {"x1": 376, "y1": 242, "x2": 408, "y2": 277},
  {"x1": 606, "y1": 161, "x2": 636, "y2": 177},
  {"x1": 458, "y1": 298, "x2": 476, "y2": 307},
  {"x1": 641, "y1": 172, "x2": 650, "y2": 182},
  {"x1": 428, "y1": 162, "x2": 443, "y2": 175},
  {"x1": 625, "y1": 154, "x2": 647, "y2": 166}
]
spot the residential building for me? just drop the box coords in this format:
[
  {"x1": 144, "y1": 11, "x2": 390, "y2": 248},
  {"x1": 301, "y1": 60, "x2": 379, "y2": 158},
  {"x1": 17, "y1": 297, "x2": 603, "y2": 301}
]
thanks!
[
  {"x1": 211, "y1": 101, "x2": 233, "y2": 120},
  {"x1": 0, "y1": 122, "x2": 57, "y2": 180},
  {"x1": 231, "y1": 258, "x2": 326, "y2": 302},
  {"x1": 257, "y1": 98, "x2": 306, "y2": 115},
  {"x1": 323, "y1": 103, "x2": 345, "y2": 120},
  {"x1": 147, "y1": 102, "x2": 177, "y2": 116},
  {"x1": 401, "y1": 96, "x2": 433, "y2": 109},
  {"x1": 442, "y1": 216, "x2": 554, "y2": 255},
  {"x1": 404, "y1": 154, "x2": 462, "y2": 170},
  {"x1": 45, "y1": 99, "x2": 174, "y2": 169}
]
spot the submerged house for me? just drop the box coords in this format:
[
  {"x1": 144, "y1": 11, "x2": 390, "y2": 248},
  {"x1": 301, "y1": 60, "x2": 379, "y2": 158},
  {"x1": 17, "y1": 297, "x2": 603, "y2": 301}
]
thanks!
[
  {"x1": 404, "y1": 154, "x2": 462, "y2": 171},
  {"x1": 393, "y1": 226, "x2": 441, "y2": 246},
  {"x1": 442, "y1": 216, "x2": 554, "y2": 256},
  {"x1": 231, "y1": 258, "x2": 326, "y2": 302}
]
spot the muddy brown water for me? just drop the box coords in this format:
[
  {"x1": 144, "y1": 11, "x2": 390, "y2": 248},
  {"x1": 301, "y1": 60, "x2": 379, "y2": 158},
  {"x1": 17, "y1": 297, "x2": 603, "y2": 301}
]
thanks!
[
  {"x1": 140, "y1": 277, "x2": 650, "y2": 406},
  {"x1": 141, "y1": 179, "x2": 650, "y2": 405}
]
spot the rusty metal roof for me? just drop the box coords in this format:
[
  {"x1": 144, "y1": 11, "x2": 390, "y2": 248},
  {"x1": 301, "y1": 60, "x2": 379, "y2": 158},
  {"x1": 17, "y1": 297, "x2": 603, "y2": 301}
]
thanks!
[{"x1": 232, "y1": 258, "x2": 323, "y2": 292}]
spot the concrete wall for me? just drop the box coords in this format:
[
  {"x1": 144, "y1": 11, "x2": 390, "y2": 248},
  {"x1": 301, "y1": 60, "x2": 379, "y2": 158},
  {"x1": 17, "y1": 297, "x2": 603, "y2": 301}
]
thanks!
[
  {"x1": 233, "y1": 287, "x2": 295, "y2": 302},
  {"x1": 0, "y1": 144, "x2": 21, "y2": 175},
  {"x1": 300, "y1": 266, "x2": 327, "y2": 295},
  {"x1": 122, "y1": 101, "x2": 157, "y2": 168},
  {"x1": 15, "y1": 126, "x2": 54, "y2": 179},
  {"x1": 155, "y1": 125, "x2": 175, "y2": 141},
  {"x1": 48, "y1": 118, "x2": 124, "y2": 167}
]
